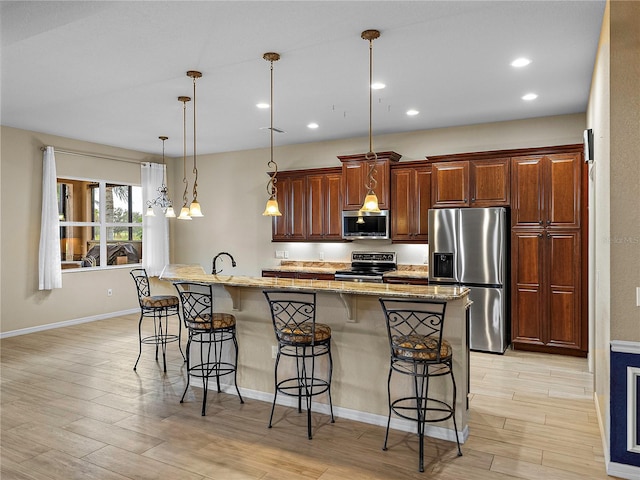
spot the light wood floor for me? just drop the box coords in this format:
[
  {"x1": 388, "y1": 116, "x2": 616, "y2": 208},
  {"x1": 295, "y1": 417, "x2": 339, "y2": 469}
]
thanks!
[{"x1": 1, "y1": 314, "x2": 614, "y2": 479}]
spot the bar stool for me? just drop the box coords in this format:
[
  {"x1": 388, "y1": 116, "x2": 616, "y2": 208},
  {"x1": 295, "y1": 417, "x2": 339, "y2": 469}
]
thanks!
[
  {"x1": 174, "y1": 281, "x2": 243, "y2": 416},
  {"x1": 378, "y1": 298, "x2": 462, "y2": 472},
  {"x1": 263, "y1": 290, "x2": 334, "y2": 439},
  {"x1": 129, "y1": 268, "x2": 184, "y2": 372}
]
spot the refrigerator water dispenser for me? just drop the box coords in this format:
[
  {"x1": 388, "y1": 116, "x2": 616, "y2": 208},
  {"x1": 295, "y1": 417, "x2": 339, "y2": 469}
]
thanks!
[{"x1": 432, "y1": 253, "x2": 454, "y2": 279}]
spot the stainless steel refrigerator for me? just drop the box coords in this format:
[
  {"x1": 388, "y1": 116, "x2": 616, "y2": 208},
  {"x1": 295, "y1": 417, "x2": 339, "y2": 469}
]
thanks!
[{"x1": 428, "y1": 207, "x2": 509, "y2": 353}]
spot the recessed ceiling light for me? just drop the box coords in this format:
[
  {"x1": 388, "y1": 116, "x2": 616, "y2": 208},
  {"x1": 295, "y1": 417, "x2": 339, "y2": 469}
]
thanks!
[
  {"x1": 406, "y1": 109, "x2": 419, "y2": 116},
  {"x1": 511, "y1": 57, "x2": 531, "y2": 68},
  {"x1": 307, "y1": 122, "x2": 319, "y2": 129},
  {"x1": 522, "y1": 93, "x2": 538, "y2": 101},
  {"x1": 371, "y1": 82, "x2": 386, "y2": 90},
  {"x1": 256, "y1": 103, "x2": 269, "y2": 109}
]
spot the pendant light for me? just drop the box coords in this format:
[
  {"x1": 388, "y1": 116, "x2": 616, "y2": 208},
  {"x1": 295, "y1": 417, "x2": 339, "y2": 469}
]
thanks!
[
  {"x1": 262, "y1": 52, "x2": 282, "y2": 216},
  {"x1": 359, "y1": 29, "x2": 382, "y2": 214},
  {"x1": 177, "y1": 95, "x2": 192, "y2": 220},
  {"x1": 187, "y1": 70, "x2": 204, "y2": 217},
  {"x1": 145, "y1": 136, "x2": 175, "y2": 218}
]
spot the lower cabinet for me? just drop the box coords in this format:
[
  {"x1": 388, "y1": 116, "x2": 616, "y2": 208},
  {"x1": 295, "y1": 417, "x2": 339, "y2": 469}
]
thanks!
[
  {"x1": 511, "y1": 229, "x2": 584, "y2": 355},
  {"x1": 261, "y1": 270, "x2": 335, "y2": 281}
]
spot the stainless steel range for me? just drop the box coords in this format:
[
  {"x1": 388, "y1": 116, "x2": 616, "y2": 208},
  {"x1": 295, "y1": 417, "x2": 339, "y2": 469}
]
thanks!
[{"x1": 334, "y1": 251, "x2": 397, "y2": 283}]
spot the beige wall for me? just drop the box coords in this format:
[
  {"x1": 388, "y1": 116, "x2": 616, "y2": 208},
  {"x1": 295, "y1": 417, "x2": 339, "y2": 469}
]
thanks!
[
  {"x1": 0, "y1": 126, "x2": 160, "y2": 334},
  {"x1": 609, "y1": 1, "x2": 640, "y2": 341},
  {"x1": 589, "y1": 0, "x2": 612, "y2": 442},
  {"x1": 588, "y1": 0, "x2": 640, "y2": 465},
  {"x1": 1, "y1": 114, "x2": 585, "y2": 335}
]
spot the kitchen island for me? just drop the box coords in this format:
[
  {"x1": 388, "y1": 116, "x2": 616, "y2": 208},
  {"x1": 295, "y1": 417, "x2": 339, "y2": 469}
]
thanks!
[{"x1": 160, "y1": 264, "x2": 471, "y2": 443}]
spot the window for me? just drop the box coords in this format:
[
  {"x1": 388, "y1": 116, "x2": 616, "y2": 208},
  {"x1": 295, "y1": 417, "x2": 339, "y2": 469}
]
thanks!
[{"x1": 57, "y1": 177, "x2": 143, "y2": 270}]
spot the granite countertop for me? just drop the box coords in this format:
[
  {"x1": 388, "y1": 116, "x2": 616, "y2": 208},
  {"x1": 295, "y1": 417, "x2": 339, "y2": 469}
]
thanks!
[
  {"x1": 160, "y1": 264, "x2": 466, "y2": 301},
  {"x1": 263, "y1": 260, "x2": 429, "y2": 279}
]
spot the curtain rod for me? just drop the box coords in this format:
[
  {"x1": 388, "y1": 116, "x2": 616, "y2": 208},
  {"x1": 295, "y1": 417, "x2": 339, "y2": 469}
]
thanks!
[{"x1": 40, "y1": 146, "x2": 145, "y2": 165}]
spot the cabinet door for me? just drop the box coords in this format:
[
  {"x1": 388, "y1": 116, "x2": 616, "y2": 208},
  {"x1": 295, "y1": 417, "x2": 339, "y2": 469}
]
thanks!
[
  {"x1": 342, "y1": 161, "x2": 365, "y2": 210},
  {"x1": 546, "y1": 154, "x2": 581, "y2": 229},
  {"x1": 272, "y1": 176, "x2": 291, "y2": 241},
  {"x1": 324, "y1": 172, "x2": 343, "y2": 240},
  {"x1": 390, "y1": 168, "x2": 413, "y2": 241},
  {"x1": 288, "y1": 176, "x2": 307, "y2": 240},
  {"x1": 470, "y1": 158, "x2": 510, "y2": 206},
  {"x1": 511, "y1": 156, "x2": 544, "y2": 227},
  {"x1": 432, "y1": 161, "x2": 469, "y2": 208},
  {"x1": 511, "y1": 230, "x2": 545, "y2": 346},
  {"x1": 306, "y1": 174, "x2": 325, "y2": 240},
  {"x1": 342, "y1": 159, "x2": 390, "y2": 210},
  {"x1": 307, "y1": 172, "x2": 343, "y2": 241},
  {"x1": 272, "y1": 175, "x2": 306, "y2": 241},
  {"x1": 546, "y1": 230, "x2": 582, "y2": 350},
  {"x1": 414, "y1": 167, "x2": 432, "y2": 239}
]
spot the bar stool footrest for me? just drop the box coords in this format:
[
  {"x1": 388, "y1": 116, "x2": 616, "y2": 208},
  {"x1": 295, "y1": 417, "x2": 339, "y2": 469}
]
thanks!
[{"x1": 390, "y1": 396, "x2": 455, "y2": 423}]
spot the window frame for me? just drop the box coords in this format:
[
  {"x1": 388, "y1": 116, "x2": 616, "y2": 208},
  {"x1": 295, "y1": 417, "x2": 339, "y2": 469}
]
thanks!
[{"x1": 57, "y1": 175, "x2": 143, "y2": 272}]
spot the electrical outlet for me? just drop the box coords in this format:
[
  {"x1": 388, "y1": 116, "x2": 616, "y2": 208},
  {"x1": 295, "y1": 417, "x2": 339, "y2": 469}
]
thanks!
[
  {"x1": 284, "y1": 251, "x2": 289, "y2": 259},
  {"x1": 319, "y1": 251, "x2": 325, "y2": 261},
  {"x1": 275, "y1": 251, "x2": 284, "y2": 259},
  {"x1": 271, "y1": 345, "x2": 278, "y2": 358},
  {"x1": 107, "y1": 288, "x2": 113, "y2": 297}
]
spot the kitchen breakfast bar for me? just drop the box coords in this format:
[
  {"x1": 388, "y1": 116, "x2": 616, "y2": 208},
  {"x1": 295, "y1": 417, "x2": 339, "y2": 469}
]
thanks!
[{"x1": 159, "y1": 264, "x2": 472, "y2": 442}]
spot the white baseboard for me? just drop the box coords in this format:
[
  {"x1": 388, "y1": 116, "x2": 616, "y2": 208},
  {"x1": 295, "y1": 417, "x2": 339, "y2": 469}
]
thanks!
[
  {"x1": 607, "y1": 461, "x2": 640, "y2": 479},
  {"x1": 193, "y1": 380, "x2": 468, "y2": 444},
  {"x1": 0, "y1": 309, "x2": 138, "y2": 339}
]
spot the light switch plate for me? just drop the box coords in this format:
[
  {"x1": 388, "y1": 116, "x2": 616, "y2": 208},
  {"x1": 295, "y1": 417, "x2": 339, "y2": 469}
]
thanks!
[{"x1": 636, "y1": 287, "x2": 640, "y2": 307}]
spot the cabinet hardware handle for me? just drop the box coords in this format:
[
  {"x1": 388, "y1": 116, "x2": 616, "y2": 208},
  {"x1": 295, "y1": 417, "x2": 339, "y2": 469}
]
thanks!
[
  {"x1": 547, "y1": 220, "x2": 551, "y2": 224},
  {"x1": 464, "y1": 198, "x2": 468, "y2": 203},
  {"x1": 546, "y1": 233, "x2": 550, "y2": 238},
  {"x1": 538, "y1": 233, "x2": 543, "y2": 238},
  {"x1": 471, "y1": 197, "x2": 475, "y2": 201},
  {"x1": 539, "y1": 220, "x2": 543, "y2": 224}
]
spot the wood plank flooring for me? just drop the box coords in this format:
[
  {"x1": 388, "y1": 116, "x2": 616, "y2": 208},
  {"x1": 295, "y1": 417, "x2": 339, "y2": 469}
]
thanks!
[{"x1": 1, "y1": 314, "x2": 616, "y2": 479}]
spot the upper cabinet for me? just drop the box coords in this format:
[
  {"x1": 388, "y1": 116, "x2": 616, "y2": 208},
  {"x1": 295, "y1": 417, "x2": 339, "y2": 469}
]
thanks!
[
  {"x1": 272, "y1": 173, "x2": 307, "y2": 241},
  {"x1": 430, "y1": 158, "x2": 510, "y2": 208},
  {"x1": 338, "y1": 151, "x2": 401, "y2": 211},
  {"x1": 431, "y1": 161, "x2": 470, "y2": 208},
  {"x1": 391, "y1": 163, "x2": 432, "y2": 242},
  {"x1": 306, "y1": 168, "x2": 343, "y2": 241},
  {"x1": 470, "y1": 158, "x2": 510, "y2": 207},
  {"x1": 511, "y1": 153, "x2": 581, "y2": 229},
  {"x1": 271, "y1": 167, "x2": 343, "y2": 242}
]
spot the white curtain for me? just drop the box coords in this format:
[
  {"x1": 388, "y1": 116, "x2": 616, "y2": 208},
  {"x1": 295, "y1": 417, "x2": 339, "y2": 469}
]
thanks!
[
  {"x1": 141, "y1": 163, "x2": 170, "y2": 276},
  {"x1": 38, "y1": 146, "x2": 62, "y2": 290}
]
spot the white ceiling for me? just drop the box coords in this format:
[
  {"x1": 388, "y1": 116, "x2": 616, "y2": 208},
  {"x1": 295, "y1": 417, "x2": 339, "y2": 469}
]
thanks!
[{"x1": 1, "y1": 1, "x2": 605, "y2": 158}]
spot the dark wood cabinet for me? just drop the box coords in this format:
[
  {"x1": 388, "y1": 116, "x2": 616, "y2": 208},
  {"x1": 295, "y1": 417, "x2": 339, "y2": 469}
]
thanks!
[
  {"x1": 511, "y1": 153, "x2": 581, "y2": 229},
  {"x1": 272, "y1": 174, "x2": 306, "y2": 241},
  {"x1": 431, "y1": 161, "x2": 469, "y2": 208},
  {"x1": 510, "y1": 150, "x2": 585, "y2": 356},
  {"x1": 307, "y1": 169, "x2": 342, "y2": 241},
  {"x1": 511, "y1": 230, "x2": 582, "y2": 353},
  {"x1": 470, "y1": 158, "x2": 510, "y2": 206},
  {"x1": 262, "y1": 270, "x2": 335, "y2": 281},
  {"x1": 338, "y1": 151, "x2": 400, "y2": 211},
  {"x1": 391, "y1": 164, "x2": 432, "y2": 242},
  {"x1": 431, "y1": 158, "x2": 510, "y2": 208}
]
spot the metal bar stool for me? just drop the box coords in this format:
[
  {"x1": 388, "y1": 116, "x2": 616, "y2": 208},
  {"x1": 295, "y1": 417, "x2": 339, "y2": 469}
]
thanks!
[
  {"x1": 130, "y1": 268, "x2": 184, "y2": 372},
  {"x1": 174, "y1": 281, "x2": 244, "y2": 416},
  {"x1": 379, "y1": 298, "x2": 462, "y2": 472},
  {"x1": 263, "y1": 290, "x2": 334, "y2": 439}
]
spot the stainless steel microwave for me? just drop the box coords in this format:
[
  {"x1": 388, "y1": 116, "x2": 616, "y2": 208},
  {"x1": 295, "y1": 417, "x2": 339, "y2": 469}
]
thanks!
[{"x1": 342, "y1": 210, "x2": 390, "y2": 240}]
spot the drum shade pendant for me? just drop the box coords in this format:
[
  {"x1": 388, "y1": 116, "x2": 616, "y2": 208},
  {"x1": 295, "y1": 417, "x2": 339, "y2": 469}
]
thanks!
[
  {"x1": 177, "y1": 96, "x2": 192, "y2": 220},
  {"x1": 187, "y1": 70, "x2": 204, "y2": 217},
  {"x1": 145, "y1": 136, "x2": 176, "y2": 218},
  {"x1": 359, "y1": 29, "x2": 382, "y2": 214},
  {"x1": 262, "y1": 52, "x2": 282, "y2": 216}
]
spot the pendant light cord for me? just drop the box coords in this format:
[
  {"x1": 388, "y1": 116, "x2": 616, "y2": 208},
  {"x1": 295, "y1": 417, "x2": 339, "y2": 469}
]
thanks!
[
  {"x1": 179, "y1": 96, "x2": 190, "y2": 208},
  {"x1": 191, "y1": 75, "x2": 199, "y2": 202},
  {"x1": 363, "y1": 31, "x2": 379, "y2": 194}
]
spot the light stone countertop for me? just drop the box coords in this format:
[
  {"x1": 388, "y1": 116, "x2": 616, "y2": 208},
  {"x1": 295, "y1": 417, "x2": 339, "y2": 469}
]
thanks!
[{"x1": 160, "y1": 264, "x2": 465, "y2": 300}]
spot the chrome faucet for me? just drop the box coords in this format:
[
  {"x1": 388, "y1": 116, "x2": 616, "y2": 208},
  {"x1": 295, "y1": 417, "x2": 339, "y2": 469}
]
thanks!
[{"x1": 212, "y1": 252, "x2": 237, "y2": 274}]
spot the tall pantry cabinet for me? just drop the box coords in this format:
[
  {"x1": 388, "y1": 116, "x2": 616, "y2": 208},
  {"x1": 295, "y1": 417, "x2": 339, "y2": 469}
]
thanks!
[{"x1": 511, "y1": 150, "x2": 587, "y2": 356}]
